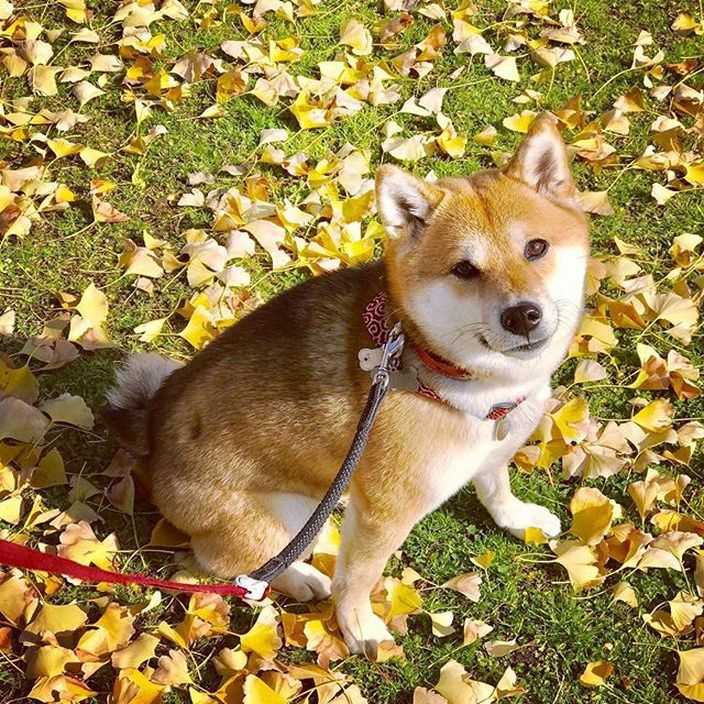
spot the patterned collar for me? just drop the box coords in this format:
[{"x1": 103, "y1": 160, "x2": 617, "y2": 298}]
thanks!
[{"x1": 361, "y1": 291, "x2": 524, "y2": 422}]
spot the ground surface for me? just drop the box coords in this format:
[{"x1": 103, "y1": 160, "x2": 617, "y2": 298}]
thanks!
[{"x1": 1, "y1": 1, "x2": 704, "y2": 703}]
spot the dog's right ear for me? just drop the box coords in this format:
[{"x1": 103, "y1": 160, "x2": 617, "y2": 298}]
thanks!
[{"x1": 376, "y1": 165, "x2": 444, "y2": 239}]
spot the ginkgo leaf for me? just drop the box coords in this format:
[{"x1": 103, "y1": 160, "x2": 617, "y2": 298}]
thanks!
[
  {"x1": 569, "y1": 487, "x2": 621, "y2": 546},
  {"x1": 502, "y1": 110, "x2": 537, "y2": 133},
  {"x1": 551, "y1": 540, "x2": 601, "y2": 591},
  {"x1": 495, "y1": 667, "x2": 525, "y2": 698},
  {"x1": 158, "y1": 621, "x2": 188, "y2": 650},
  {"x1": 628, "y1": 478, "x2": 659, "y2": 520},
  {"x1": 462, "y1": 618, "x2": 493, "y2": 645},
  {"x1": 430, "y1": 612, "x2": 454, "y2": 637},
  {"x1": 111, "y1": 668, "x2": 165, "y2": 704},
  {"x1": 153, "y1": 649, "x2": 192, "y2": 685},
  {"x1": 92, "y1": 195, "x2": 128, "y2": 223},
  {"x1": 107, "y1": 476, "x2": 135, "y2": 515},
  {"x1": 19, "y1": 39, "x2": 54, "y2": 66},
  {"x1": 213, "y1": 647, "x2": 247, "y2": 678},
  {"x1": 573, "y1": 359, "x2": 608, "y2": 383},
  {"x1": 77, "y1": 602, "x2": 136, "y2": 658},
  {"x1": 339, "y1": 19, "x2": 372, "y2": 56},
  {"x1": 442, "y1": 572, "x2": 481, "y2": 602},
  {"x1": 79, "y1": 147, "x2": 110, "y2": 167},
  {"x1": 669, "y1": 591, "x2": 704, "y2": 632},
  {"x1": 484, "y1": 639, "x2": 519, "y2": 657},
  {"x1": 638, "y1": 532, "x2": 704, "y2": 571},
  {"x1": 23, "y1": 603, "x2": 88, "y2": 642},
  {"x1": 58, "y1": 520, "x2": 119, "y2": 571},
  {"x1": 47, "y1": 138, "x2": 83, "y2": 159},
  {"x1": 579, "y1": 660, "x2": 614, "y2": 687},
  {"x1": 384, "y1": 577, "x2": 423, "y2": 617},
  {"x1": 436, "y1": 127, "x2": 466, "y2": 159},
  {"x1": 672, "y1": 12, "x2": 703, "y2": 33},
  {"x1": 28, "y1": 675, "x2": 96, "y2": 703},
  {"x1": 0, "y1": 495, "x2": 22, "y2": 524},
  {"x1": 382, "y1": 134, "x2": 430, "y2": 162},
  {"x1": 613, "y1": 580, "x2": 638, "y2": 607},
  {"x1": 39, "y1": 393, "x2": 94, "y2": 429},
  {"x1": 31, "y1": 448, "x2": 67, "y2": 488},
  {"x1": 524, "y1": 526, "x2": 549, "y2": 545},
  {"x1": 289, "y1": 91, "x2": 330, "y2": 129},
  {"x1": 119, "y1": 240, "x2": 164, "y2": 278},
  {"x1": 631, "y1": 398, "x2": 673, "y2": 431},
  {"x1": 240, "y1": 606, "x2": 282, "y2": 660},
  {"x1": 243, "y1": 674, "x2": 288, "y2": 704},
  {"x1": 550, "y1": 397, "x2": 590, "y2": 444},
  {"x1": 651, "y1": 532, "x2": 703, "y2": 562},
  {"x1": 112, "y1": 633, "x2": 160, "y2": 669},
  {"x1": 30, "y1": 66, "x2": 60, "y2": 95},
  {"x1": 413, "y1": 687, "x2": 448, "y2": 704},
  {"x1": 470, "y1": 551, "x2": 494, "y2": 571},
  {"x1": 26, "y1": 644, "x2": 81, "y2": 679},
  {"x1": 576, "y1": 190, "x2": 614, "y2": 216},
  {"x1": 0, "y1": 397, "x2": 49, "y2": 443},
  {"x1": 0, "y1": 309, "x2": 15, "y2": 334},
  {"x1": 435, "y1": 659, "x2": 496, "y2": 704},
  {"x1": 241, "y1": 220, "x2": 288, "y2": 267},
  {"x1": 651, "y1": 182, "x2": 678, "y2": 205},
  {"x1": 677, "y1": 648, "x2": 704, "y2": 700},
  {"x1": 485, "y1": 54, "x2": 519, "y2": 81},
  {"x1": 303, "y1": 618, "x2": 350, "y2": 662},
  {"x1": 75, "y1": 283, "x2": 108, "y2": 325}
]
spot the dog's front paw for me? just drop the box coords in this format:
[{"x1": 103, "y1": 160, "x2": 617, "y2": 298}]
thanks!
[
  {"x1": 495, "y1": 501, "x2": 561, "y2": 540},
  {"x1": 337, "y1": 608, "x2": 395, "y2": 657}
]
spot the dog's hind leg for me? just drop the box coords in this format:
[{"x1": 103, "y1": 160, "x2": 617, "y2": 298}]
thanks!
[{"x1": 189, "y1": 491, "x2": 331, "y2": 602}]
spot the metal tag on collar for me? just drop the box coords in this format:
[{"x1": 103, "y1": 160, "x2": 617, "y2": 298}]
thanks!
[
  {"x1": 373, "y1": 323, "x2": 405, "y2": 389},
  {"x1": 489, "y1": 401, "x2": 516, "y2": 441},
  {"x1": 494, "y1": 417, "x2": 510, "y2": 441}
]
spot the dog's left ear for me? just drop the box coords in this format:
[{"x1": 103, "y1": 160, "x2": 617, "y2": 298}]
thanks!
[{"x1": 504, "y1": 113, "x2": 575, "y2": 201}]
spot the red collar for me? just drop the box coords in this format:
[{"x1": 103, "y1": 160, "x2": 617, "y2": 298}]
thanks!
[
  {"x1": 362, "y1": 292, "x2": 525, "y2": 420},
  {"x1": 362, "y1": 291, "x2": 473, "y2": 381},
  {"x1": 410, "y1": 339, "x2": 475, "y2": 380}
]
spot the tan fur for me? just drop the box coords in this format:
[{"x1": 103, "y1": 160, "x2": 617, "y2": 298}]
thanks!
[{"x1": 106, "y1": 114, "x2": 589, "y2": 655}]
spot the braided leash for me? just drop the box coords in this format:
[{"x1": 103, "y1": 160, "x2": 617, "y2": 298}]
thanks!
[
  {"x1": 0, "y1": 327, "x2": 405, "y2": 602},
  {"x1": 247, "y1": 324, "x2": 404, "y2": 588}
]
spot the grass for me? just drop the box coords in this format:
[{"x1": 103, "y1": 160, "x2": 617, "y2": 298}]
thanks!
[{"x1": 1, "y1": 0, "x2": 703, "y2": 702}]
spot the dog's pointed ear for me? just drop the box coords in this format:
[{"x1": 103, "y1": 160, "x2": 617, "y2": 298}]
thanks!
[
  {"x1": 504, "y1": 114, "x2": 576, "y2": 201},
  {"x1": 376, "y1": 165, "x2": 445, "y2": 239}
]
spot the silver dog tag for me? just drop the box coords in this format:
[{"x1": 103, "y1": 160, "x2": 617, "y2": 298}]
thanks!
[
  {"x1": 494, "y1": 417, "x2": 510, "y2": 441},
  {"x1": 388, "y1": 365, "x2": 420, "y2": 391}
]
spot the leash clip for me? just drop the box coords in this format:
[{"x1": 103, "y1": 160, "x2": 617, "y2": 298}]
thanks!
[
  {"x1": 234, "y1": 575, "x2": 270, "y2": 601},
  {"x1": 373, "y1": 323, "x2": 405, "y2": 389}
]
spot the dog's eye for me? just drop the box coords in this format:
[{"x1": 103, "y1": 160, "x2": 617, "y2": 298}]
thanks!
[
  {"x1": 525, "y1": 238, "x2": 549, "y2": 260},
  {"x1": 451, "y1": 260, "x2": 480, "y2": 280}
]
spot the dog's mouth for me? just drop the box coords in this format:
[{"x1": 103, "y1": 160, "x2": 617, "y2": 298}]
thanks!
[{"x1": 479, "y1": 335, "x2": 551, "y2": 355}]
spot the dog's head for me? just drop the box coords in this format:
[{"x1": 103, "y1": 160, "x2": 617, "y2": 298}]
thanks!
[{"x1": 377, "y1": 115, "x2": 589, "y2": 381}]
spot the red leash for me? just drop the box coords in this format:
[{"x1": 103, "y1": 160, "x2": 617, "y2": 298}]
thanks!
[{"x1": 0, "y1": 538, "x2": 267, "y2": 599}]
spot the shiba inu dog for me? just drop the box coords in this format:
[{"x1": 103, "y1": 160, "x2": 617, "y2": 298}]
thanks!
[{"x1": 105, "y1": 115, "x2": 589, "y2": 655}]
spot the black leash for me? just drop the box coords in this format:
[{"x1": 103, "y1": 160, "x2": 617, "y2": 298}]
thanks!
[{"x1": 238, "y1": 325, "x2": 405, "y2": 594}]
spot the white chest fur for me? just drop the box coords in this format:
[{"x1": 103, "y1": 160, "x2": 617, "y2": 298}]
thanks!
[{"x1": 409, "y1": 383, "x2": 550, "y2": 512}]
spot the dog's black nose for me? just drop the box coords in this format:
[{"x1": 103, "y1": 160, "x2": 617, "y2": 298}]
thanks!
[{"x1": 501, "y1": 302, "x2": 542, "y2": 337}]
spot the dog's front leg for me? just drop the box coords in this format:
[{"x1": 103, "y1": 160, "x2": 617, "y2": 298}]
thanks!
[
  {"x1": 332, "y1": 489, "x2": 418, "y2": 657},
  {"x1": 473, "y1": 464, "x2": 561, "y2": 540}
]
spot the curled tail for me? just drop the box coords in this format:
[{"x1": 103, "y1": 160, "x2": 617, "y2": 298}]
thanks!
[{"x1": 104, "y1": 353, "x2": 182, "y2": 456}]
